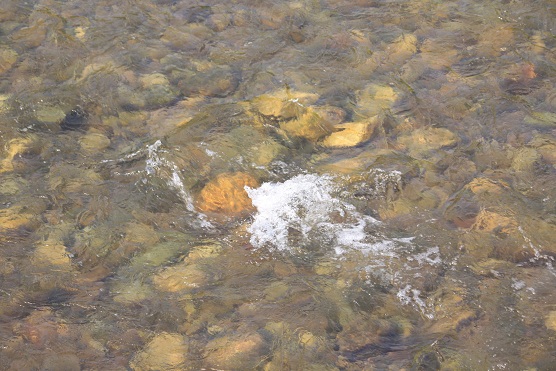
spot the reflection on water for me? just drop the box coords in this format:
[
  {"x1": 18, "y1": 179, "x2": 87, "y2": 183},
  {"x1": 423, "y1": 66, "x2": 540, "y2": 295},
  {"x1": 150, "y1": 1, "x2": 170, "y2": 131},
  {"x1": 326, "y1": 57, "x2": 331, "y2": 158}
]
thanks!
[{"x1": 1, "y1": 0, "x2": 556, "y2": 369}]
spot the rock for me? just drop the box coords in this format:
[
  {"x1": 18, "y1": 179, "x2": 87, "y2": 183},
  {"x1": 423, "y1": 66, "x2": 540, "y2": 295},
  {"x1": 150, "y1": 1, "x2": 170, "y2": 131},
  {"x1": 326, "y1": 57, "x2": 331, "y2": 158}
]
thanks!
[
  {"x1": 41, "y1": 353, "x2": 80, "y2": 371},
  {"x1": 79, "y1": 132, "x2": 111, "y2": 153},
  {"x1": 511, "y1": 147, "x2": 542, "y2": 172},
  {"x1": 160, "y1": 27, "x2": 203, "y2": 50},
  {"x1": 0, "y1": 175, "x2": 27, "y2": 195},
  {"x1": 124, "y1": 222, "x2": 159, "y2": 246},
  {"x1": 529, "y1": 135, "x2": 556, "y2": 165},
  {"x1": 1, "y1": 136, "x2": 40, "y2": 173},
  {"x1": 0, "y1": 47, "x2": 18, "y2": 74},
  {"x1": 387, "y1": 33, "x2": 418, "y2": 64},
  {"x1": 545, "y1": 311, "x2": 556, "y2": 332},
  {"x1": 35, "y1": 106, "x2": 67, "y2": 125},
  {"x1": 112, "y1": 280, "x2": 152, "y2": 304},
  {"x1": 279, "y1": 108, "x2": 335, "y2": 142},
  {"x1": 443, "y1": 177, "x2": 510, "y2": 229},
  {"x1": 250, "y1": 91, "x2": 320, "y2": 119},
  {"x1": 33, "y1": 241, "x2": 71, "y2": 267},
  {"x1": 179, "y1": 66, "x2": 239, "y2": 98},
  {"x1": 396, "y1": 127, "x2": 459, "y2": 158},
  {"x1": 355, "y1": 84, "x2": 399, "y2": 118},
  {"x1": 153, "y1": 261, "x2": 208, "y2": 292},
  {"x1": 11, "y1": 20, "x2": 48, "y2": 48},
  {"x1": 140, "y1": 73, "x2": 169, "y2": 87},
  {"x1": 419, "y1": 38, "x2": 458, "y2": 69},
  {"x1": 196, "y1": 172, "x2": 259, "y2": 216},
  {"x1": 0, "y1": 205, "x2": 37, "y2": 231},
  {"x1": 429, "y1": 288, "x2": 478, "y2": 333},
  {"x1": 321, "y1": 117, "x2": 380, "y2": 148},
  {"x1": 130, "y1": 332, "x2": 187, "y2": 371},
  {"x1": 204, "y1": 332, "x2": 267, "y2": 370},
  {"x1": 471, "y1": 210, "x2": 517, "y2": 234},
  {"x1": 313, "y1": 105, "x2": 346, "y2": 126},
  {"x1": 187, "y1": 242, "x2": 223, "y2": 260},
  {"x1": 206, "y1": 13, "x2": 230, "y2": 32}
]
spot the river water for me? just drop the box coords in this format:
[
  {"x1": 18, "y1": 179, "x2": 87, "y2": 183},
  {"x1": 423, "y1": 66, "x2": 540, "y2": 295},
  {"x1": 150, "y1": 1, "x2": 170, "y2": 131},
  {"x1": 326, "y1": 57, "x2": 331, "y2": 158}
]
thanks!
[{"x1": 1, "y1": 0, "x2": 556, "y2": 370}]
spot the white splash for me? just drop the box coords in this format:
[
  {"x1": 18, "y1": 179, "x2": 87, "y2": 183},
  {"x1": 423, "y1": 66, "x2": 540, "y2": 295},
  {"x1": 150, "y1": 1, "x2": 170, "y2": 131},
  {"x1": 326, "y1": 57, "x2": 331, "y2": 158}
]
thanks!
[{"x1": 245, "y1": 174, "x2": 378, "y2": 252}]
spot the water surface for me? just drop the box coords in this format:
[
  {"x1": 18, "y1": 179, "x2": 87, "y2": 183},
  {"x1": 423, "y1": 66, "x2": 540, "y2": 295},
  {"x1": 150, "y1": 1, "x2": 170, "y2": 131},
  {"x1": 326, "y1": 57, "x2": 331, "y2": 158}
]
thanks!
[{"x1": 1, "y1": 0, "x2": 556, "y2": 369}]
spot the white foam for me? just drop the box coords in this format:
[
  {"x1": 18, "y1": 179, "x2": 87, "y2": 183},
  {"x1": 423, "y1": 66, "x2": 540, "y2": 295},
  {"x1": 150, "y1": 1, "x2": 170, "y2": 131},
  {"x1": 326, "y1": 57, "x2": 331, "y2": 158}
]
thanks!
[{"x1": 245, "y1": 174, "x2": 379, "y2": 252}]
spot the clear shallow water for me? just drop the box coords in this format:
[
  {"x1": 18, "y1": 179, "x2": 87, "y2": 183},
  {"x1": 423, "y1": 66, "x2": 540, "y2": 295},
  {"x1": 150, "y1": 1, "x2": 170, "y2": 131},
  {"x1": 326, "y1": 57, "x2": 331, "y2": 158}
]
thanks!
[{"x1": 1, "y1": 0, "x2": 556, "y2": 369}]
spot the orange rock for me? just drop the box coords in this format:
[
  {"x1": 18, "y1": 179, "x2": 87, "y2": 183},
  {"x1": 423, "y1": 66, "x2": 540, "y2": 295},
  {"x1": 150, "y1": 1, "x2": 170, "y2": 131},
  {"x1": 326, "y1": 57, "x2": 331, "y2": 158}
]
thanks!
[{"x1": 197, "y1": 172, "x2": 259, "y2": 216}]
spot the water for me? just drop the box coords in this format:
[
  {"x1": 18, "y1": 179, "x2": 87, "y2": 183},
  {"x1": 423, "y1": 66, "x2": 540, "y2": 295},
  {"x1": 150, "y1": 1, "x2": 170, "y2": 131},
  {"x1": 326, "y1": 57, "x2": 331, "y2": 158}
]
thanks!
[{"x1": 1, "y1": 0, "x2": 556, "y2": 369}]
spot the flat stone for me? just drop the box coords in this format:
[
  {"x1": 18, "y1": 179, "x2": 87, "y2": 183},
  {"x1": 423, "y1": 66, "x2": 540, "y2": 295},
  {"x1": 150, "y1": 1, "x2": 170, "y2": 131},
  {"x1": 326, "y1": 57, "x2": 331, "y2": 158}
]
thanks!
[
  {"x1": 0, "y1": 47, "x2": 18, "y2": 74},
  {"x1": 79, "y1": 133, "x2": 111, "y2": 153},
  {"x1": 396, "y1": 127, "x2": 459, "y2": 158},
  {"x1": 130, "y1": 332, "x2": 188, "y2": 371},
  {"x1": 279, "y1": 108, "x2": 335, "y2": 142},
  {"x1": 153, "y1": 262, "x2": 208, "y2": 292},
  {"x1": 196, "y1": 172, "x2": 259, "y2": 216},
  {"x1": 545, "y1": 311, "x2": 556, "y2": 331},
  {"x1": 321, "y1": 117, "x2": 380, "y2": 148},
  {"x1": 205, "y1": 332, "x2": 266, "y2": 370}
]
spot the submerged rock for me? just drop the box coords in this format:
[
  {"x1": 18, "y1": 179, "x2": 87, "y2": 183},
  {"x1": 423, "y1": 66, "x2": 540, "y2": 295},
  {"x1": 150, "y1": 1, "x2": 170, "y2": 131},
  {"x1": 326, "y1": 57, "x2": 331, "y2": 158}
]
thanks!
[
  {"x1": 321, "y1": 117, "x2": 380, "y2": 148},
  {"x1": 0, "y1": 47, "x2": 18, "y2": 74},
  {"x1": 153, "y1": 261, "x2": 209, "y2": 292},
  {"x1": 196, "y1": 172, "x2": 259, "y2": 217},
  {"x1": 204, "y1": 332, "x2": 267, "y2": 370},
  {"x1": 396, "y1": 127, "x2": 459, "y2": 158},
  {"x1": 130, "y1": 332, "x2": 188, "y2": 371},
  {"x1": 279, "y1": 108, "x2": 335, "y2": 142}
]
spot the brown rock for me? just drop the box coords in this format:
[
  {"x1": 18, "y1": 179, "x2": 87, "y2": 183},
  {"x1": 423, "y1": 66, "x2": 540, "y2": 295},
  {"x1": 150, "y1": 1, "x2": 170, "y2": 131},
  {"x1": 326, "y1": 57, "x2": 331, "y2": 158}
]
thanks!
[
  {"x1": 197, "y1": 172, "x2": 258, "y2": 216},
  {"x1": 130, "y1": 332, "x2": 187, "y2": 371},
  {"x1": 153, "y1": 262, "x2": 208, "y2": 292},
  {"x1": 0, "y1": 47, "x2": 17, "y2": 74},
  {"x1": 279, "y1": 108, "x2": 335, "y2": 142},
  {"x1": 396, "y1": 127, "x2": 459, "y2": 158},
  {"x1": 321, "y1": 117, "x2": 380, "y2": 148},
  {"x1": 205, "y1": 332, "x2": 267, "y2": 369}
]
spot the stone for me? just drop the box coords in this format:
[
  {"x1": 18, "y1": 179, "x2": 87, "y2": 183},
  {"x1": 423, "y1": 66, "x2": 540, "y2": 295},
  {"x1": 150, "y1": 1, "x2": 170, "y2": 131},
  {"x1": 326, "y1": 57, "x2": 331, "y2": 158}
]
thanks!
[
  {"x1": 545, "y1": 311, "x2": 556, "y2": 332},
  {"x1": 388, "y1": 33, "x2": 418, "y2": 64},
  {"x1": 11, "y1": 20, "x2": 48, "y2": 48},
  {"x1": 179, "y1": 66, "x2": 239, "y2": 98},
  {"x1": 36, "y1": 106, "x2": 67, "y2": 124},
  {"x1": 153, "y1": 261, "x2": 208, "y2": 292},
  {"x1": 0, "y1": 205, "x2": 36, "y2": 231},
  {"x1": 139, "y1": 73, "x2": 169, "y2": 87},
  {"x1": 396, "y1": 127, "x2": 459, "y2": 158},
  {"x1": 355, "y1": 84, "x2": 399, "y2": 118},
  {"x1": 1, "y1": 136, "x2": 40, "y2": 173},
  {"x1": 205, "y1": 332, "x2": 267, "y2": 370},
  {"x1": 250, "y1": 91, "x2": 320, "y2": 119},
  {"x1": 112, "y1": 280, "x2": 152, "y2": 304},
  {"x1": 79, "y1": 132, "x2": 111, "y2": 153},
  {"x1": 130, "y1": 332, "x2": 187, "y2": 371},
  {"x1": 160, "y1": 27, "x2": 202, "y2": 51},
  {"x1": 321, "y1": 117, "x2": 380, "y2": 148},
  {"x1": 471, "y1": 210, "x2": 517, "y2": 234},
  {"x1": 313, "y1": 105, "x2": 346, "y2": 126},
  {"x1": 511, "y1": 147, "x2": 542, "y2": 172},
  {"x1": 124, "y1": 222, "x2": 159, "y2": 246},
  {"x1": 206, "y1": 13, "x2": 230, "y2": 32},
  {"x1": 41, "y1": 353, "x2": 80, "y2": 371},
  {"x1": 0, "y1": 47, "x2": 18, "y2": 74},
  {"x1": 196, "y1": 172, "x2": 259, "y2": 216},
  {"x1": 279, "y1": 108, "x2": 335, "y2": 142},
  {"x1": 529, "y1": 135, "x2": 556, "y2": 165},
  {"x1": 33, "y1": 241, "x2": 71, "y2": 267}
]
